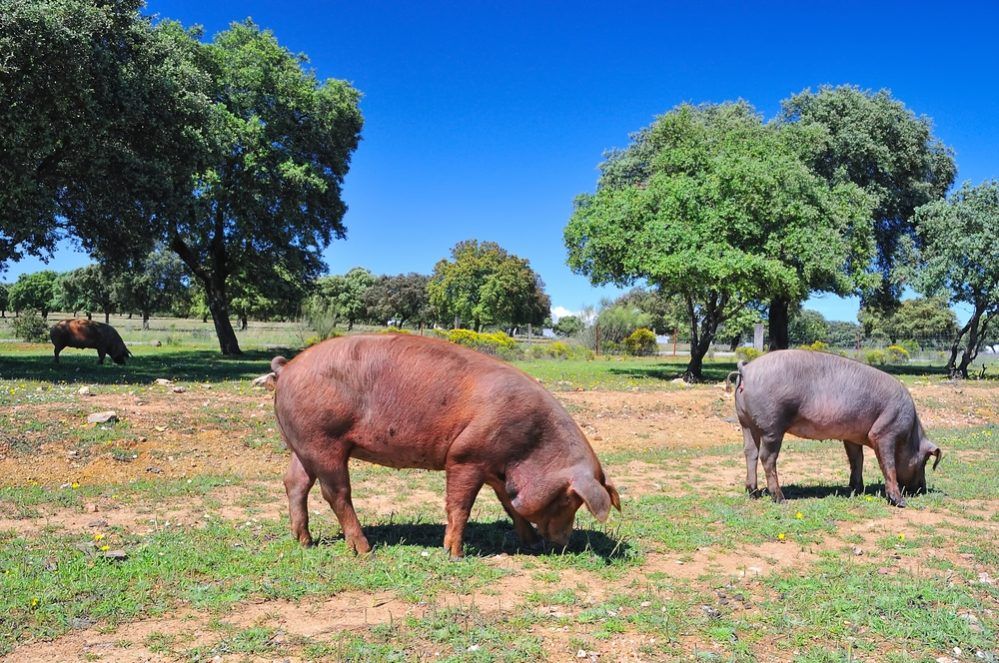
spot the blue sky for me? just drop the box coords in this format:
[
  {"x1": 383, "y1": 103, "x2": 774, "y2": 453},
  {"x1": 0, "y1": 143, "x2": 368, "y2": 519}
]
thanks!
[{"x1": 9, "y1": 1, "x2": 998, "y2": 322}]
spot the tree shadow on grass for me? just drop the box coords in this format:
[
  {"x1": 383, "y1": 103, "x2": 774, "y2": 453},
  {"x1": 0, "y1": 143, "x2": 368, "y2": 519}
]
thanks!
[
  {"x1": 315, "y1": 519, "x2": 630, "y2": 563},
  {"x1": 607, "y1": 361, "x2": 738, "y2": 383},
  {"x1": 0, "y1": 348, "x2": 299, "y2": 385}
]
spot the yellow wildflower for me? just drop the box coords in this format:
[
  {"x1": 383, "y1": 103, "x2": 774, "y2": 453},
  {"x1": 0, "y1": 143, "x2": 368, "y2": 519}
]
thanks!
[
  {"x1": 71, "y1": 482, "x2": 80, "y2": 490},
  {"x1": 777, "y1": 532, "x2": 786, "y2": 541},
  {"x1": 794, "y1": 512, "x2": 804, "y2": 520},
  {"x1": 93, "y1": 532, "x2": 104, "y2": 542}
]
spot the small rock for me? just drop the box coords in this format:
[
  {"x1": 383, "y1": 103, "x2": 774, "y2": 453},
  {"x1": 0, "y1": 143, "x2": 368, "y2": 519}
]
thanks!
[
  {"x1": 577, "y1": 651, "x2": 588, "y2": 659},
  {"x1": 154, "y1": 378, "x2": 172, "y2": 385},
  {"x1": 146, "y1": 466, "x2": 162, "y2": 474},
  {"x1": 44, "y1": 558, "x2": 58, "y2": 571},
  {"x1": 137, "y1": 436, "x2": 148, "y2": 443},
  {"x1": 171, "y1": 386, "x2": 186, "y2": 393},
  {"x1": 467, "y1": 645, "x2": 480, "y2": 652},
  {"x1": 852, "y1": 546, "x2": 864, "y2": 556},
  {"x1": 103, "y1": 549, "x2": 127, "y2": 561},
  {"x1": 77, "y1": 386, "x2": 93, "y2": 397},
  {"x1": 937, "y1": 657, "x2": 959, "y2": 663},
  {"x1": 87, "y1": 411, "x2": 117, "y2": 425},
  {"x1": 151, "y1": 340, "x2": 162, "y2": 347},
  {"x1": 701, "y1": 605, "x2": 721, "y2": 618},
  {"x1": 639, "y1": 601, "x2": 651, "y2": 608},
  {"x1": 85, "y1": 503, "x2": 99, "y2": 513},
  {"x1": 69, "y1": 617, "x2": 93, "y2": 629},
  {"x1": 87, "y1": 519, "x2": 108, "y2": 528},
  {"x1": 979, "y1": 572, "x2": 995, "y2": 586},
  {"x1": 154, "y1": 426, "x2": 167, "y2": 432}
]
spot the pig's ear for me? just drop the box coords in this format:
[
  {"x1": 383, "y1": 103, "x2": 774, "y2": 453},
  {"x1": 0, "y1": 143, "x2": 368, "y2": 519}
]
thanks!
[
  {"x1": 922, "y1": 441, "x2": 943, "y2": 470},
  {"x1": 571, "y1": 475, "x2": 612, "y2": 523},
  {"x1": 605, "y1": 480, "x2": 622, "y2": 513}
]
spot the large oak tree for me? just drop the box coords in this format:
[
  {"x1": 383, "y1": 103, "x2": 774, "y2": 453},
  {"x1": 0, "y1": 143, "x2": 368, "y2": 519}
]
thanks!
[{"x1": 565, "y1": 102, "x2": 873, "y2": 379}]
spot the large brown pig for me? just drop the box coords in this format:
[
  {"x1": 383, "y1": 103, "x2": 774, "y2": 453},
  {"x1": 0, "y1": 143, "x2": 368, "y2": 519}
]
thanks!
[
  {"x1": 50, "y1": 319, "x2": 131, "y2": 365},
  {"x1": 729, "y1": 349, "x2": 942, "y2": 507},
  {"x1": 268, "y1": 334, "x2": 620, "y2": 558}
]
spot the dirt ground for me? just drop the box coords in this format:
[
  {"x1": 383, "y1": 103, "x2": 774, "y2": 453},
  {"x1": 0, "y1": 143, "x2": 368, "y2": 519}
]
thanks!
[{"x1": 1, "y1": 381, "x2": 997, "y2": 661}]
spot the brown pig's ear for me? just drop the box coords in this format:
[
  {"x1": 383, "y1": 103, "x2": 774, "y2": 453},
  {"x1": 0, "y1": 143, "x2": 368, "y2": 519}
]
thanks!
[
  {"x1": 571, "y1": 475, "x2": 612, "y2": 523},
  {"x1": 605, "y1": 480, "x2": 622, "y2": 512}
]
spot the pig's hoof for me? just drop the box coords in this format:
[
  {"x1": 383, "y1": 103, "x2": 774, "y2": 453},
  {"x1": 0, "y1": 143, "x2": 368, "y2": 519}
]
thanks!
[
  {"x1": 889, "y1": 497, "x2": 907, "y2": 508},
  {"x1": 449, "y1": 553, "x2": 465, "y2": 562},
  {"x1": 745, "y1": 487, "x2": 761, "y2": 499}
]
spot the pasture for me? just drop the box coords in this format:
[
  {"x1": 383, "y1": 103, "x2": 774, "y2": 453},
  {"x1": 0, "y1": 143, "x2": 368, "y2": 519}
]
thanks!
[{"x1": 0, "y1": 319, "x2": 996, "y2": 662}]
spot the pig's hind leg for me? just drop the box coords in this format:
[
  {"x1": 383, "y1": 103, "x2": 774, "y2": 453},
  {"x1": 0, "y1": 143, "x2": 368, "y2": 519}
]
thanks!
[
  {"x1": 842, "y1": 441, "x2": 865, "y2": 495},
  {"x1": 317, "y1": 455, "x2": 371, "y2": 554},
  {"x1": 741, "y1": 425, "x2": 762, "y2": 496},
  {"x1": 759, "y1": 432, "x2": 786, "y2": 502},
  {"x1": 284, "y1": 452, "x2": 316, "y2": 546}
]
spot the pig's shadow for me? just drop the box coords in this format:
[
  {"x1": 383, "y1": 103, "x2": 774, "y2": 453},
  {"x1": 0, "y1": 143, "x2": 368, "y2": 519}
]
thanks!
[
  {"x1": 315, "y1": 519, "x2": 630, "y2": 563},
  {"x1": 775, "y1": 482, "x2": 942, "y2": 500}
]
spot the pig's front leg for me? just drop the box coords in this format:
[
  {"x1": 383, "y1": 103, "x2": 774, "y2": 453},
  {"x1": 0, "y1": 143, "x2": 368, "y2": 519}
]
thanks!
[
  {"x1": 842, "y1": 441, "x2": 865, "y2": 495},
  {"x1": 443, "y1": 465, "x2": 485, "y2": 559},
  {"x1": 871, "y1": 436, "x2": 906, "y2": 507},
  {"x1": 490, "y1": 484, "x2": 541, "y2": 549}
]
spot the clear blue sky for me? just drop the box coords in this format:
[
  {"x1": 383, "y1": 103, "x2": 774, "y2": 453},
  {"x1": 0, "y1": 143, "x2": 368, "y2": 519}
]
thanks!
[{"x1": 9, "y1": 1, "x2": 998, "y2": 322}]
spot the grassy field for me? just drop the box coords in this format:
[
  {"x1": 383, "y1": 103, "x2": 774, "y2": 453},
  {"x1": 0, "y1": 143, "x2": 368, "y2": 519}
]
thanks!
[{"x1": 0, "y1": 322, "x2": 996, "y2": 661}]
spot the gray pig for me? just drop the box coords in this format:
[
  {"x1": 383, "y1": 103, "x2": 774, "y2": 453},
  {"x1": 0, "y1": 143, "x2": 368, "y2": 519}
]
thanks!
[{"x1": 728, "y1": 350, "x2": 941, "y2": 507}]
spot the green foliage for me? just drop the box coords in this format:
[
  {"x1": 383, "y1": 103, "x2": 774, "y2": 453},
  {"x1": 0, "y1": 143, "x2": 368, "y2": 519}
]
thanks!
[
  {"x1": 623, "y1": 328, "x2": 658, "y2": 356},
  {"x1": 908, "y1": 180, "x2": 999, "y2": 376},
  {"x1": 898, "y1": 339, "x2": 921, "y2": 355},
  {"x1": 826, "y1": 320, "x2": 861, "y2": 348},
  {"x1": 435, "y1": 328, "x2": 518, "y2": 357},
  {"x1": 864, "y1": 349, "x2": 888, "y2": 365},
  {"x1": 565, "y1": 101, "x2": 873, "y2": 379},
  {"x1": 612, "y1": 288, "x2": 690, "y2": 335},
  {"x1": 428, "y1": 240, "x2": 550, "y2": 332},
  {"x1": 735, "y1": 347, "x2": 763, "y2": 362},
  {"x1": 780, "y1": 85, "x2": 956, "y2": 307},
  {"x1": 552, "y1": 315, "x2": 585, "y2": 337},
  {"x1": 596, "y1": 306, "x2": 652, "y2": 346},
  {"x1": 363, "y1": 273, "x2": 432, "y2": 327},
  {"x1": 798, "y1": 340, "x2": 830, "y2": 353},
  {"x1": 313, "y1": 268, "x2": 376, "y2": 330},
  {"x1": 886, "y1": 344, "x2": 910, "y2": 363},
  {"x1": 8, "y1": 270, "x2": 58, "y2": 317},
  {"x1": 11, "y1": 310, "x2": 49, "y2": 342},
  {"x1": 302, "y1": 299, "x2": 340, "y2": 340},
  {"x1": 0, "y1": 0, "x2": 211, "y2": 268},
  {"x1": 789, "y1": 309, "x2": 829, "y2": 345},
  {"x1": 858, "y1": 297, "x2": 957, "y2": 346}
]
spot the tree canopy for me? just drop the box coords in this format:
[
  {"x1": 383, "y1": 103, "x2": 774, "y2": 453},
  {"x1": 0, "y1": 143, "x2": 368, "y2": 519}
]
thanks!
[
  {"x1": 780, "y1": 85, "x2": 956, "y2": 309},
  {"x1": 907, "y1": 181, "x2": 999, "y2": 377},
  {"x1": 9, "y1": 270, "x2": 58, "y2": 318},
  {"x1": 0, "y1": 0, "x2": 211, "y2": 270},
  {"x1": 428, "y1": 240, "x2": 550, "y2": 332},
  {"x1": 857, "y1": 297, "x2": 957, "y2": 346},
  {"x1": 565, "y1": 102, "x2": 873, "y2": 379}
]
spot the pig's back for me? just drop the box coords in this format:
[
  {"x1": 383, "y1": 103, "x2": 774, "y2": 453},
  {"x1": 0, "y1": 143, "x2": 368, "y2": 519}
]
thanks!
[{"x1": 275, "y1": 334, "x2": 549, "y2": 469}]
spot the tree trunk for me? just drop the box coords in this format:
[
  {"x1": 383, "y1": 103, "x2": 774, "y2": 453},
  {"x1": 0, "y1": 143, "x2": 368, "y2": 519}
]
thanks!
[
  {"x1": 953, "y1": 304, "x2": 987, "y2": 379},
  {"x1": 240, "y1": 315, "x2": 248, "y2": 331},
  {"x1": 86, "y1": 311, "x2": 92, "y2": 320},
  {"x1": 947, "y1": 316, "x2": 974, "y2": 378},
  {"x1": 103, "y1": 307, "x2": 111, "y2": 324},
  {"x1": 142, "y1": 311, "x2": 150, "y2": 331},
  {"x1": 768, "y1": 297, "x2": 790, "y2": 350},
  {"x1": 206, "y1": 286, "x2": 241, "y2": 355}
]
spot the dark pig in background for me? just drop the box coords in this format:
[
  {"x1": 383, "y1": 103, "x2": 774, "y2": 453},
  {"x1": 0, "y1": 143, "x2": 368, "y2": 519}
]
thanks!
[
  {"x1": 728, "y1": 350, "x2": 941, "y2": 506},
  {"x1": 50, "y1": 319, "x2": 131, "y2": 365},
  {"x1": 268, "y1": 334, "x2": 621, "y2": 558}
]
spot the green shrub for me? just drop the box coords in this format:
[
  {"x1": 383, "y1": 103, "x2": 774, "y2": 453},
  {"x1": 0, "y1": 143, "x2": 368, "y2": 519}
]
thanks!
[
  {"x1": 377, "y1": 327, "x2": 410, "y2": 334},
  {"x1": 434, "y1": 329, "x2": 518, "y2": 358},
  {"x1": 798, "y1": 340, "x2": 830, "y2": 353},
  {"x1": 623, "y1": 328, "x2": 658, "y2": 356},
  {"x1": 12, "y1": 311, "x2": 49, "y2": 343},
  {"x1": 865, "y1": 349, "x2": 888, "y2": 365},
  {"x1": 525, "y1": 340, "x2": 594, "y2": 361},
  {"x1": 886, "y1": 344, "x2": 910, "y2": 364},
  {"x1": 303, "y1": 299, "x2": 339, "y2": 340},
  {"x1": 735, "y1": 347, "x2": 762, "y2": 362},
  {"x1": 898, "y1": 339, "x2": 921, "y2": 355}
]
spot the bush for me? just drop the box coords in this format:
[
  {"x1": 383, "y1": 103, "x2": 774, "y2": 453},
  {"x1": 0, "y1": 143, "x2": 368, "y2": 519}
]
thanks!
[
  {"x1": 865, "y1": 349, "x2": 888, "y2": 365},
  {"x1": 623, "y1": 328, "x2": 658, "y2": 356},
  {"x1": 798, "y1": 340, "x2": 830, "y2": 353},
  {"x1": 735, "y1": 347, "x2": 762, "y2": 362},
  {"x1": 524, "y1": 340, "x2": 594, "y2": 361},
  {"x1": 12, "y1": 311, "x2": 49, "y2": 343},
  {"x1": 886, "y1": 344, "x2": 910, "y2": 364},
  {"x1": 430, "y1": 329, "x2": 519, "y2": 358},
  {"x1": 303, "y1": 299, "x2": 339, "y2": 340},
  {"x1": 377, "y1": 327, "x2": 411, "y2": 335},
  {"x1": 898, "y1": 339, "x2": 921, "y2": 355}
]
